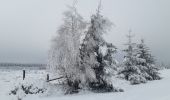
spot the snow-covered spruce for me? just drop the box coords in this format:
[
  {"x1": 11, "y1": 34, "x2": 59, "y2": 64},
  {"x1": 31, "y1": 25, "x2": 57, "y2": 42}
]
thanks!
[
  {"x1": 119, "y1": 31, "x2": 160, "y2": 84},
  {"x1": 136, "y1": 39, "x2": 161, "y2": 80},
  {"x1": 119, "y1": 31, "x2": 145, "y2": 84},
  {"x1": 80, "y1": 4, "x2": 122, "y2": 92}
]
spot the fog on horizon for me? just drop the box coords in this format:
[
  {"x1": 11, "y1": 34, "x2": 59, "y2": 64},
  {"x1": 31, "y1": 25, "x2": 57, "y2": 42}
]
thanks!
[{"x1": 0, "y1": 0, "x2": 169, "y2": 64}]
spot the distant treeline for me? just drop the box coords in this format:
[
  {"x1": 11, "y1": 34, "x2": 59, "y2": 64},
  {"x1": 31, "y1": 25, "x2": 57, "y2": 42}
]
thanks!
[{"x1": 0, "y1": 63, "x2": 46, "y2": 70}]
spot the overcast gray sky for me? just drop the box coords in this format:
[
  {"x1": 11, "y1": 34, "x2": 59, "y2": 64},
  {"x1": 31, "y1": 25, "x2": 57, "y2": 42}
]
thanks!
[{"x1": 0, "y1": 0, "x2": 170, "y2": 64}]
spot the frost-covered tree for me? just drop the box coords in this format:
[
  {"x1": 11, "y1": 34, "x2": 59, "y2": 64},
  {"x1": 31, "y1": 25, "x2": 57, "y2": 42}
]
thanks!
[
  {"x1": 80, "y1": 2, "x2": 116, "y2": 92},
  {"x1": 47, "y1": 3, "x2": 86, "y2": 94},
  {"x1": 120, "y1": 30, "x2": 147, "y2": 84},
  {"x1": 136, "y1": 39, "x2": 161, "y2": 80}
]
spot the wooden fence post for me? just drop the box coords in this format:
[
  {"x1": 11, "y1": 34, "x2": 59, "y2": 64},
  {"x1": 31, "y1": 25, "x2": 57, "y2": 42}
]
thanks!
[
  {"x1": 47, "y1": 74, "x2": 49, "y2": 82},
  {"x1": 23, "y1": 70, "x2": 25, "y2": 80}
]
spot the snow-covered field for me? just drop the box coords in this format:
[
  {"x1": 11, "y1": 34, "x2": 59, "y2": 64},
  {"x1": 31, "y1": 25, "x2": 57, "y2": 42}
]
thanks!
[
  {"x1": 0, "y1": 69, "x2": 46, "y2": 100},
  {"x1": 0, "y1": 69, "x2": 170, "y2": 100}
]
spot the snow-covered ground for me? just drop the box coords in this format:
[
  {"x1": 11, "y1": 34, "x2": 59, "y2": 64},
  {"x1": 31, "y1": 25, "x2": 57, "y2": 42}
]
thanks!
[
  {"x1": 0, "y1": 69, "x2": 46, "y2": 100},
  {"x1": 0, "y1": 69, "x2": 170, "y2": 100}
]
